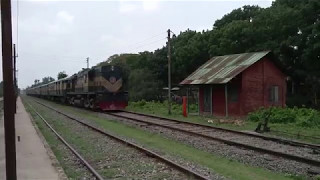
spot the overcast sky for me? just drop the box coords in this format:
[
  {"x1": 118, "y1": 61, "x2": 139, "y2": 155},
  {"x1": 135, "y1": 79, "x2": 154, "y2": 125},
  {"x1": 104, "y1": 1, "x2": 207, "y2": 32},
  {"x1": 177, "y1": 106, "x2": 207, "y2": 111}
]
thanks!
[{"x1": 2, "y1": 0, "x2": 272, "y2": 88}]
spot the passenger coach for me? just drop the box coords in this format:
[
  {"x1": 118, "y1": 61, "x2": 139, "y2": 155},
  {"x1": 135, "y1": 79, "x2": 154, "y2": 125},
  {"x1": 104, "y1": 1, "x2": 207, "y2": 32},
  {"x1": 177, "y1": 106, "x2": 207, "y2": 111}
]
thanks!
[{"x1": 26, "y1": 65, "x2": 128, "y2": 111}]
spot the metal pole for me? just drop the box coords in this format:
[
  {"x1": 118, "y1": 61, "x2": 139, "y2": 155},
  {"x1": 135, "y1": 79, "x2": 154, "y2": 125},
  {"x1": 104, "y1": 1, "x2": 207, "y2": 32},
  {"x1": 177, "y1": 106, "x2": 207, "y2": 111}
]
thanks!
[
  {"x1": 167, "y1": 29, "x2": 171, "y2": 115},
  {"x1": 1, "y1": 0, "x2": 17, "y2": 178},
  {"x1": 225, "y1": 84, "x2": 228, "y2": 117},
  {"x1": 86, "y1": 57, "x2": 89, "y2": 69}
]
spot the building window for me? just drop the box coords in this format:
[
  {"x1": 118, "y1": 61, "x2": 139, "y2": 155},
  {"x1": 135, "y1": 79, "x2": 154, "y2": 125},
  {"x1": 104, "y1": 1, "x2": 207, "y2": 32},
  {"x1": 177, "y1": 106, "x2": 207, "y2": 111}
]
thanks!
[
  {"x1": 228, "y1": 86, "x2": 238, "y2": 102},
  {"x1": 269, "y1": 86, "x2": 279, "y2": 103}
]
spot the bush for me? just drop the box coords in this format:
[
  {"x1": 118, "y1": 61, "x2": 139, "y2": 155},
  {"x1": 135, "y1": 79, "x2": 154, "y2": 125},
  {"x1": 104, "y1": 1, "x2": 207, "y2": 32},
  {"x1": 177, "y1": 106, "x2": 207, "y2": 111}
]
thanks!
[
  {"x1": 128, "y1": 100, "x2": 183, "y2": 115},
  {"x1": 247, "y1": 107, "x2": 320, "y2": 128}
]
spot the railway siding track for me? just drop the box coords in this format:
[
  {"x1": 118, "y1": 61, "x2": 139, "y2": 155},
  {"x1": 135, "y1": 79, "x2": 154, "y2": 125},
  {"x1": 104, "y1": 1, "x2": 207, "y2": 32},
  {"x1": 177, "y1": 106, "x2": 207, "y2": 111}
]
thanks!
[
  {"x1": 27, "y1": 103, "x2": 104, "y2": 180},
  {"x1": 124, "y1": 111, "x2": 320, "y2": 149},
  {"x1": 32, "y1": 100, "x2": 212, "y2": 180},
  {"x1": 108, "y1": 111, "x2": 320, "y2": 167}
]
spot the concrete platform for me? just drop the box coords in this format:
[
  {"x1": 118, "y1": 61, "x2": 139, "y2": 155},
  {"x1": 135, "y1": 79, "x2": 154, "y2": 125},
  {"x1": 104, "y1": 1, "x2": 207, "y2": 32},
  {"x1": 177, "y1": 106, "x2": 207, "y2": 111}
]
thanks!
[{"x1": 0, "y1": 97, "x2": 61, "y2": 180}]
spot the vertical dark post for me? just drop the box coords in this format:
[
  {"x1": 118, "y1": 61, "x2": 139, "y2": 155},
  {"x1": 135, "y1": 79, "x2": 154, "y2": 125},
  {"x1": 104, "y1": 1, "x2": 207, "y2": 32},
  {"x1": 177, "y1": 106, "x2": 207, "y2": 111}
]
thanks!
[
  {"x1": 1, "y1": 0, "x2": 17, "y2": 178},
  {"x1": 210, "y1": 86, "x2": 213, "y2": 115},
  {"x1": 187, "y1": 88, "x2": 189, "y2": 114},
  {"x1": 197, "y1": 87, "x2": 200, "y2": 115},
  {"x1": 167, "y1": 29, "x2": 171, "y2": 115},
  {"x1": 13, "y1": 44, "x2": 17, "y2": 113},
  {"x1": 225, "y1": 84, "x2": 228, "y2": 117},
  {"x1": 86, "y1": 57, "x2": 89, "y2": 69}
]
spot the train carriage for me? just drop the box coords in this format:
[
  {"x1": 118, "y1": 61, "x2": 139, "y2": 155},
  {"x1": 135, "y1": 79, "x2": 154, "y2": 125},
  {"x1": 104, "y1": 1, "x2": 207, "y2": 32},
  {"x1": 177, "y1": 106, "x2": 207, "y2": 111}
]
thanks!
[{"x1": 26, "y1": 65, "x2": 128, "y2": 111}]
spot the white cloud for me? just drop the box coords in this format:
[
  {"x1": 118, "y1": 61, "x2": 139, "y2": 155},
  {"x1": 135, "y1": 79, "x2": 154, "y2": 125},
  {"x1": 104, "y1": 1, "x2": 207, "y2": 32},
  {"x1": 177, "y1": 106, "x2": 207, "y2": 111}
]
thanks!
[
  {"x1": 118, "y1": 0, "x2": 160, "y2": 14},
  {"x1": 143, "y1": 0, "x2": 159, "y2": 11},
  {"x1": 19, "y1": 11, "x2": 74, "y2": 35},
  {"x1": 57, "y1": 11, "x2": 74, "y2": 23},
  {"x1": 100, "y1": 34, "x2": 113, "y2": 42},
  {"x1": 119, "y1": 1, "x2": 138, "y2": 13}
]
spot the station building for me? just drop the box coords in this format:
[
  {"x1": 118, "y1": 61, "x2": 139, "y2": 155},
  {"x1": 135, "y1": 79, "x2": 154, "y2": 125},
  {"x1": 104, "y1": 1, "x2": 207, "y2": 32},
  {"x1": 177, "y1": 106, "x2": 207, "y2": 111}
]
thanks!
[{"x1": 180, "y1": 51, "x2": 287, "y2": 117}]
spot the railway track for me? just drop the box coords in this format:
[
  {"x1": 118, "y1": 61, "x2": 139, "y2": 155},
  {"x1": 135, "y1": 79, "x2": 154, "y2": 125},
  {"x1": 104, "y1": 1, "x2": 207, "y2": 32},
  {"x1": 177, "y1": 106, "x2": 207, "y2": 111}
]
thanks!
[
  {"x1": 123, "y1": 111, "x2": 320, "y2": 149},
  {"x1": 32, "y1": 100, "x2": 211, "y2": 180},
  {"x1": 27, "y1": 102, "x2": 104, "y2": 180},
  {"x1": 106, "y1": 111, "x2": 320, "y2": 167}
]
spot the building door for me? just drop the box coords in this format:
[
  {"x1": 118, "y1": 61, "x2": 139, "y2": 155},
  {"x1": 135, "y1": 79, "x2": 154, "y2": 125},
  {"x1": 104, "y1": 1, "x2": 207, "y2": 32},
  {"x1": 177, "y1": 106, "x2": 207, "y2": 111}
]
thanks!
[{"x1": 203, "y1": 87, "x2": 212, "y2": 112}]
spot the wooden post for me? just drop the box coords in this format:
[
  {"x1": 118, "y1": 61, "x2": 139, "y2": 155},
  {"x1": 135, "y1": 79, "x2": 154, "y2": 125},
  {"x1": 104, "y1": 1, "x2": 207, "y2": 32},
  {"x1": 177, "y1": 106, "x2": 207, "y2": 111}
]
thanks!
[
  {"x1": 210, "y1": 86, "x2": 213, "y2": 115},
  {"x1": 167, "y1": 29, "x2": 171, "y2": 115},
  {"x1": 197, "y1": 87, "x2": 200, "y2": 115},
  {"x1": 1, "y1": 0, "x2": 17, "y2": 178},
  {"x1": 225, "y1": 84, "x2": 228, "y2": 117},
  {"x1": 13, "y1": 44, "x2": 17, "y2": 114}
]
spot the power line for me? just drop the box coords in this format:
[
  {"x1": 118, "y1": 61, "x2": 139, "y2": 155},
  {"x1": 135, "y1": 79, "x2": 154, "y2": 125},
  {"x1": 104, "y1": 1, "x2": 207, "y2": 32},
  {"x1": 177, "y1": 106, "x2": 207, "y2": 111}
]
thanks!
[
  {"x1": 124, "y1": 37, "x2": 167, "y2": 53},
  {"x1": 98, "y1": 37, "x2": 167, "y2": 64},
  {"x1": 97, "y1": 31, "x2": 167, "y2": 58},
  {"x1": 122, "y1": 31, "x2": 166, "y2": 49},
  {"x1": 18, "y1": 31, "x2": 167, "y2": 66}
]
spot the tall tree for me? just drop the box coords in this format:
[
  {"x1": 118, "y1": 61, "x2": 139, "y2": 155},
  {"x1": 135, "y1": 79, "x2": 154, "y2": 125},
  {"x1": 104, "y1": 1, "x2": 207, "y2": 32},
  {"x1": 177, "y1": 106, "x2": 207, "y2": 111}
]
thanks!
[
  {"x1": 57, "y1": 71, "x2": 68, "y2": 80},
  {"x1": 42, "y1": 76, "x2": 55, "y2": 84}
]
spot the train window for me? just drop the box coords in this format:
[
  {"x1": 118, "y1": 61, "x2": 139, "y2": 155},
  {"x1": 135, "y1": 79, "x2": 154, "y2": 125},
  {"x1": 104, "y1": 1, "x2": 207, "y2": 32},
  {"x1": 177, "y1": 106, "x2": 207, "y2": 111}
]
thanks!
[{"x1": 269, "y1": 86, "x2": 279, "y2": 103}]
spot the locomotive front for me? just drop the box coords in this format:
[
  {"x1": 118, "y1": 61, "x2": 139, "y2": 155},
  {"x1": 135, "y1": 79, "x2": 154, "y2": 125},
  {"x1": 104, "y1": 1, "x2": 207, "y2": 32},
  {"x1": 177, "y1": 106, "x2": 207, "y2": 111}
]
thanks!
[{"x1": 93, "y1": 65, "x2": 128, "y2": 110}]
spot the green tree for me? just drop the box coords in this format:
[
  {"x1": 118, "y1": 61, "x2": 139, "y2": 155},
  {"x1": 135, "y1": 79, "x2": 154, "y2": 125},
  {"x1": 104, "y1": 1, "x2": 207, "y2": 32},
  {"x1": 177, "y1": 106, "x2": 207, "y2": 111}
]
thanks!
[
  {"x1": 42, "y1": 77, "x2": 55, "y2": 84},
  {"x1": 129, "y1": 69, "x2": 162, "y2": 101},
  {"x1": 57, "y1": 71, "x2": 68, "y2": 80},
  {"x1": 92, "y1": 0, "x2": 320, "y2": 107}
]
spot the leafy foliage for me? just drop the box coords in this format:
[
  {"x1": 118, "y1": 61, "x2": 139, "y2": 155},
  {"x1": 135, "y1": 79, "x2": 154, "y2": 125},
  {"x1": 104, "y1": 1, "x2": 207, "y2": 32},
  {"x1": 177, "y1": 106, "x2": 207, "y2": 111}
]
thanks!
[
  {"x1": 42, "y1": 76, "x2": 55, "y2": 84},
  {"x1": 30, "y1": 76, "x2": 55, "y2": 88},
  {"x1": 247, "y1": 107, "x2": 320, "y2": 127},
  {"x1": 57, "y1": 71, "x2": 68, "y2": 80},
  {"x1": 129, "y1": 69, "x2": 163, "y2": 101},
  {"x1": 128, "y1": 100, "x2": 198, "y2": 116},
  {"x1": 95, "y1": 0, "x2": 320, "y2": 108}
]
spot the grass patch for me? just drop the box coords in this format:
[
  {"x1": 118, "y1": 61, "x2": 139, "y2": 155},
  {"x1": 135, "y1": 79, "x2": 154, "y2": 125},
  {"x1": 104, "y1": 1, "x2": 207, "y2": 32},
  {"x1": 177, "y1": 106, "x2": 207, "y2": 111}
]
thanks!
[
  {"x1": 126, "y1": 101, "x2": 320, "y2": 144},
  {"x1": 25, "y1": 96, "x2": 304, "y2": 180}
]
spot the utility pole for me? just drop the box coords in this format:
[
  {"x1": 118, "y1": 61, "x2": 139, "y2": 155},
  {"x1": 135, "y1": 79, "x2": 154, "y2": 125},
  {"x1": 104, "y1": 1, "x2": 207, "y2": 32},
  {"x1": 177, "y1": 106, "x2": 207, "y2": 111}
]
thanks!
[
  {"x1": 13, "y1": 44, "x2": 17, "y2": 114},
  {"x1": 86, "y1": 57, "x2": 89, "y2": 69},
  {"x1": 167, "y1": 29, "x2": 171, "y2": 115},
  {"x1": 1, "y1": 0, "x2": 17, "y2": 178}
]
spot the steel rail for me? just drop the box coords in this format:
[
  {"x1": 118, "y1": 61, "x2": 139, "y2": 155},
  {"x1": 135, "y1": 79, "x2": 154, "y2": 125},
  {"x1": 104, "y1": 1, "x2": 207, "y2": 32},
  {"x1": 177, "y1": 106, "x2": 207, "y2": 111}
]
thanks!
[
  {"x1": 123, "y1": 110, "x2": 320, "y2": 149},
  {"x1": 33, "y1": 100, "x2": 210, "y2": 180},
  {"x1": 108, "y1": 111, "x2": 320, "y2": 167},
  {"x1": 27, "y1": 103, "x2": 104, "y2": 180}
]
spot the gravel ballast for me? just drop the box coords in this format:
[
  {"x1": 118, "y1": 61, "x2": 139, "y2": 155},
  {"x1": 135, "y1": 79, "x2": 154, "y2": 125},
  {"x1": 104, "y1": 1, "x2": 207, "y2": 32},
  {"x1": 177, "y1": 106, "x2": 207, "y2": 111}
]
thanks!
[{"x1": 29, "y1": 100, "x2": 208, "y2": 179}]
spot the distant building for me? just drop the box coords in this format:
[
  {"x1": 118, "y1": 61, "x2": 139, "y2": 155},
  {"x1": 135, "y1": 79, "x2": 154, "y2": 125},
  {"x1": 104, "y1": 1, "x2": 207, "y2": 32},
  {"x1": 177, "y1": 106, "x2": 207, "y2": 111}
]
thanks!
[{"x1": 180, "y1": 51, "x2": 286, "y2": 116}]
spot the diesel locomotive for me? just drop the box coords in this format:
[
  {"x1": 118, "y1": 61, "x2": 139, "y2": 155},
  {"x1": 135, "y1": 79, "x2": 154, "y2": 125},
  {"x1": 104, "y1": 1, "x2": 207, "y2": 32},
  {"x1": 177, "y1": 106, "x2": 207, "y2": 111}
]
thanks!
[{"x1": 26, "y1": 65, "x2": 128, "y2": 110}]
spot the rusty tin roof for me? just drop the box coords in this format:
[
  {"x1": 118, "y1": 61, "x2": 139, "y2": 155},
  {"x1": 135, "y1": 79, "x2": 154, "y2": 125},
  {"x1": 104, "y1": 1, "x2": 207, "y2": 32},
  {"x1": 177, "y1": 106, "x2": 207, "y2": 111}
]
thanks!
[{"x1": 180, "y1": 51, "x2": 271, "y2": 85}]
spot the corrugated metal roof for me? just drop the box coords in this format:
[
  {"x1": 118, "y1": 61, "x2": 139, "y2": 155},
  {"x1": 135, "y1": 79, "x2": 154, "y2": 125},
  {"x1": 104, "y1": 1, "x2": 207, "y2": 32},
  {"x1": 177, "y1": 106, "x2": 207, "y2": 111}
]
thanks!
[{"x1": 180, "y1": 51, "x2": 271, "y2": 85}]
